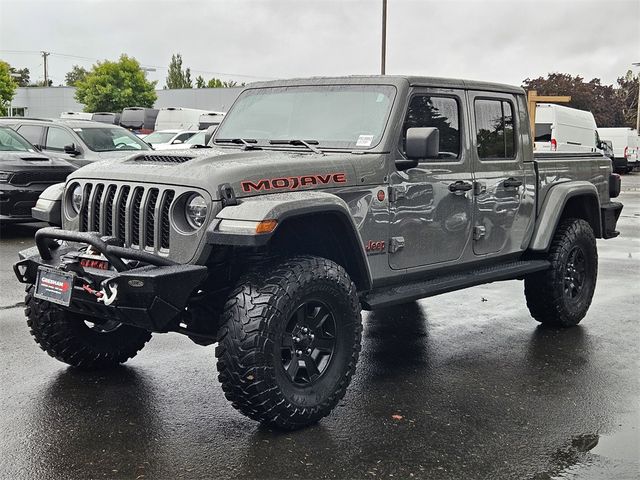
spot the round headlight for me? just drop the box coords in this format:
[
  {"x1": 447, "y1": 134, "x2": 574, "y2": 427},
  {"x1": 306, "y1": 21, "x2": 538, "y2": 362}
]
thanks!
[
  {"x1": 186, "y1": 194, "x2": 208, "y2": 229},
  {"x1": 71, "y1": 185, "x2": 83, "y2": 213}
]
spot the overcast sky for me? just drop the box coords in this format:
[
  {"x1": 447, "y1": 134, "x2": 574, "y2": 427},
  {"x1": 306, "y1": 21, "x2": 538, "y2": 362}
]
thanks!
[{"x1": 1, "y1": 0, "x2": 638, "y2": 89}]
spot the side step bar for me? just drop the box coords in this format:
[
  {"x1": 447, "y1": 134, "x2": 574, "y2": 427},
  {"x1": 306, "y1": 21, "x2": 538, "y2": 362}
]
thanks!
[{"x1": 361, "y1": 259, "x2": 550, "y2": 310}]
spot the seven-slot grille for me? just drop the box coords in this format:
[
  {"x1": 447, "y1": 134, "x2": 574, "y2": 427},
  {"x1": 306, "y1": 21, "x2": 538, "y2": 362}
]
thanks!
[{"x1": 78, "y1": 183, "x2": 175, "y2": 252}]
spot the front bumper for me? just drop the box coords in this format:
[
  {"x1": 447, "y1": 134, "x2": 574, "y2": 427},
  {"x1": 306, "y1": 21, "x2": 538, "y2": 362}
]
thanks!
[
  {"x1": 0, "y1": 187, "x2": 42, "y2": 222},
  {"x1": 14, "y1": 228, "x2": 207, "y2": 332}
]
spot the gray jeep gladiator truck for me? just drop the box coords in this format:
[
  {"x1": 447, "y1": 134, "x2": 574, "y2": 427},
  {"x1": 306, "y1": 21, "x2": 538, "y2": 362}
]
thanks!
[{"x1": 13, "y1": 76, "x2": 623, "y2": 430}]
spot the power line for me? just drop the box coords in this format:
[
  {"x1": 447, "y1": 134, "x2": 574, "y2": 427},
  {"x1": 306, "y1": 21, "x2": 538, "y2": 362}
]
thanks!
[{"x1": 0, "y1": 49, "x2": 275, "y2": 80}]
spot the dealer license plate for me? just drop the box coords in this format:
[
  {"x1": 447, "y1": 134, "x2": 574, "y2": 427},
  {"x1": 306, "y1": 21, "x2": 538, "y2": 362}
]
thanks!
[{"x1": 34, "y1": 266, "x2": 74, "y2": 307}]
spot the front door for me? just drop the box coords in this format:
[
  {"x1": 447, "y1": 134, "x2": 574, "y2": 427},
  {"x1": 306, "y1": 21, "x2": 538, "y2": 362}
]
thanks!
[
  {"x1": 389, "y1": 89, "x2": 473, "y2": 270},
  {"x1": 468, "y1": 92, "x2": 526, "y2": 256}
]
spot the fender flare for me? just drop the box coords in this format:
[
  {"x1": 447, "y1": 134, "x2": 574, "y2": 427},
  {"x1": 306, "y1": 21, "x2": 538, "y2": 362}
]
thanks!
[
  {"x1": 205, "y1": 191, "x2": 372, "y2": 289},
  {"x1": 528, "y1": 181, "x2": 601, "y2": 251}
]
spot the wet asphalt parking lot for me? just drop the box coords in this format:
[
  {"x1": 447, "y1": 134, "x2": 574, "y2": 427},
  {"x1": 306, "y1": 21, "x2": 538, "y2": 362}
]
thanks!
[{"x1": 0, "y1": 175, "x2": 638, "y2": 480}]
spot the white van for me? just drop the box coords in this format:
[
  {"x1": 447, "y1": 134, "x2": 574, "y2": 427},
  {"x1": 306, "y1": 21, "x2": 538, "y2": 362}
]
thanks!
[
  {"x1": 154, "y1": 108, "x2": 210, "y2": 131},
  {"x1": 59, "y1": 111, "x2": 93, "y2": 120},
  {"x1": 597, "y1": 127, "x2": 639, "y2": 173},
  {"x1": 198, "y1": 111, "x2": 226, "y2": 130},
  {"x1": 534, "y1": 104, "x2": 598, "y2": 153}
]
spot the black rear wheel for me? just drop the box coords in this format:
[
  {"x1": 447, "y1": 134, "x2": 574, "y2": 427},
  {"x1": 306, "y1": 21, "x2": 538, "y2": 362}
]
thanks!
[
  {"x1": 525, "y1": 218, "x2": 598, "y2": 327},
  {"x1": 215, "y1": 255, "x2": 362, "y2": 430}
]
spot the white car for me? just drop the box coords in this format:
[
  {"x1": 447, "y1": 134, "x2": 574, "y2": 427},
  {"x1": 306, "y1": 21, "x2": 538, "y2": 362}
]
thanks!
[
  {"x1": 534, "y1": 104, "x2": 598, "y2": 153},
  {"x1": 152, "y1": 130, "x2": 210, "y2": 150},
  {"x1": 143, "y1": 130, "x2": 198, "y2": 149}
]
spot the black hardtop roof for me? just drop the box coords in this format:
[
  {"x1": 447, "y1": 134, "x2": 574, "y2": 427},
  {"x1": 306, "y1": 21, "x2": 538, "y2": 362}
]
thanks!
[{"x1": 246, "y1": 75, "x2": 525, "y2": 95}]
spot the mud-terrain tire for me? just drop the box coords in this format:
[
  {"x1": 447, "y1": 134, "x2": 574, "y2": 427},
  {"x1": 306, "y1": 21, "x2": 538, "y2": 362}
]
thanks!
[
  {"x1": 216, "y1": 255, "x2": 362, "y2": 430},
  {"x1": 25, "y1": 285, "x2": 152, "y2": 369},
  {"x1": 525, "y1": 218, "x2": 598, "y2": 327}
]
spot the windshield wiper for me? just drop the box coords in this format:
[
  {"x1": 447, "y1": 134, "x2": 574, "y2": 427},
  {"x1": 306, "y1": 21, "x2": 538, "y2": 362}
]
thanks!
[
  {"x1": 215, "y1": 138, "x2": 262, "y2": 150},
  {"x1": 269, "y1": 139, "x2": 323, "y2": 154}
]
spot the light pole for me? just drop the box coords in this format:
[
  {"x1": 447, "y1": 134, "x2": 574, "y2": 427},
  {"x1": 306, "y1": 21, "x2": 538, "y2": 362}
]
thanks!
[
  {"x1": 633, "y1": 62, "x2": 640, "y2": 132},
  {"x1": 381, "y1": 0, "x2": 387, "y2": 75}
]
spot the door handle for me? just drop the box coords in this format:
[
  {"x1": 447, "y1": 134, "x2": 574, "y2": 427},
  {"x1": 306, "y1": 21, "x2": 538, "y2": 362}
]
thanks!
[
  {"x1": 503, "y1": 178, "x2": 523, "y2": 188},
  {"x1": 448, "y1": 180, "x2": 473, "y2": 194}
]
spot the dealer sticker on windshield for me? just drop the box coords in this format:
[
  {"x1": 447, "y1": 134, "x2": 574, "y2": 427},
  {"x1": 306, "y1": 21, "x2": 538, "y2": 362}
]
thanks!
[
  {"x1": 34, "y1": 266, "x2": 74, "y2": 307},
  {"x1": 356, "y1": 135, "x2": 374, "y2": 147}
]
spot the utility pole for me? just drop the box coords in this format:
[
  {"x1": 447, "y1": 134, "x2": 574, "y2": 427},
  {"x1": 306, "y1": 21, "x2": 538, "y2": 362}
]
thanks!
[
  {"x1": 381, "y1": 0, "x2": 387, "y2": 75},
  {"x1": 633, "y1": 62, "x2": 640, "y2": 132},
  {"x1": 41, "y1": 51, "x2": 50, "y2": 87}
]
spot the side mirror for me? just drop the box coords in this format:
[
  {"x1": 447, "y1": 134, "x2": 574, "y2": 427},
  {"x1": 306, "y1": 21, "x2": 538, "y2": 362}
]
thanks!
[
  {"x1": 406, "y1": 127, "x2": 440, "y2": 160},
  {"x1": 204, "y1": 125, "x2": 217, "y2": 145},
  {"x1": 63, "y1": 143, "x2": 80, "y2": 155},
  {"x1": 172, "y1": 139, "x2": 183, "y2": 144}
]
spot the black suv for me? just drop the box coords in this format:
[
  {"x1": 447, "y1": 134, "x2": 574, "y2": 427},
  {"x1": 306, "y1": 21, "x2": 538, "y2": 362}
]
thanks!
[{"x1": 0, "y1": 118, "x2": 151, "y2": 167}]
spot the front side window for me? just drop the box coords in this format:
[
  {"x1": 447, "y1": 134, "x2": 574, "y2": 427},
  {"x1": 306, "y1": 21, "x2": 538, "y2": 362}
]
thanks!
[
  {"x1": 46, "y1": 127, "x2": 76, "y2": 151},
  {"x1": 535, "y1": 123, "x2": 552, "y2": 142},
  {"x1": 401, "y1": 95, "x2": 461, "y2": 160},
  {"x1": 215, "y1": 85, "x2": 396, "y2": 150},
  {"x1": 144, "y1": 131, "x2": 177, "y2": 144},
  {"x1": 74, "y1": 127, "x2": 149, "y2": 152},
  {"x1": 475, "y1": 99, "x2": 516, "y2": 159}
]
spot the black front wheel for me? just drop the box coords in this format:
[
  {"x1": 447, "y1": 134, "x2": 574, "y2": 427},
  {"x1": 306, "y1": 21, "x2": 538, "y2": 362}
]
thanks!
[
  {"x1": 25, "y1": 285, "x2": 152, "y2": 369},
  {"x1": 524, "y1": 218, "x2": 598, "y2": 327},
  {"x1": 215, "y1": 255, "x2": 362, "y2": 430}
]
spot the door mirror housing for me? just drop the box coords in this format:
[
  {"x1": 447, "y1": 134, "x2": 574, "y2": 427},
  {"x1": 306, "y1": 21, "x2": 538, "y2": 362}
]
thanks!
[
  {"x1": 63, "y1": 143, "x2": 80, "y2": 155},
  {"x1": 406, "y1": 127, "x2": 440, "y2": 160},
  {"x1": 172, "y1": 139, "x2": 183, "y2": 144}
]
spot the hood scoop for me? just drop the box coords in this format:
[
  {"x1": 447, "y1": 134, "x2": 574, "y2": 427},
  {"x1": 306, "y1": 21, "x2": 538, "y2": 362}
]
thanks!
[{"x1": 130, "y1": 154, "x2": 195, "y2": 164}]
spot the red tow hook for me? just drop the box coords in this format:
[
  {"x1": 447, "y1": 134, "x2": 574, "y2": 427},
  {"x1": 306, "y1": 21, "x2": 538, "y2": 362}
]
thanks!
[{"x1": 82, "y1": 284, "x2": 104, "y2": 299}]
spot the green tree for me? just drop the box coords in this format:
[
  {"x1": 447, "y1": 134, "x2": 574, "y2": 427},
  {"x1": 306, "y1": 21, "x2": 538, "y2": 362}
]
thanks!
[
  {"x1": 65, "y1": 65, "x2": 88, "y2": 86},
  {"x1": 195, "y1": 75, "x2": 206, "y2": 88},
  {"x1": 0, "y1": 60, "x2": 18, "y2": 115},
  {"x1": 166, "y1": 53, "x2": 192, "y2": 89},
  {"x1": 74, "y1": 55, "x2": 157, "y2": 112},
  {"x1": 616, "y1": 70, "x2": 639, "y2": 129},
  {"x1": 9, "y1": 67, "x2": 30, "y2": 87},
  {"x1": 522, "y1": 73, "x2": 625, "y2": 127}
]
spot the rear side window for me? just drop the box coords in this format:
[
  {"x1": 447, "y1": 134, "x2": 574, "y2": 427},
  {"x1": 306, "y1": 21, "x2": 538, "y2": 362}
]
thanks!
[
  {"x1": 475, "y1": 99, "x2": 516, "y2": 159},
  {"x1": 401, "y1": 95, "x2": 461, "y2": 160},
  {"x1": 45, "y1": 127, "x2": 75, "y2": 151},
  {"x1": 16, "y1": 125, "x2": 44, "y2": 146},
  {"x1": 535, "y1": 123, "x2": 552, "y2": 142}
]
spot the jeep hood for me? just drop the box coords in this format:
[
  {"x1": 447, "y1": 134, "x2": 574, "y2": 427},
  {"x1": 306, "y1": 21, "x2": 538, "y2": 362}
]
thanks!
[{"x1": 68, "y1": 148, "x2": 360, "y2": 200}]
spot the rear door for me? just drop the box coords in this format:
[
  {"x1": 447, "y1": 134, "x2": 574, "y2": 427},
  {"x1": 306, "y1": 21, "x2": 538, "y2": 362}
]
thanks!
[
  {"x1": 388, "y1": 88, "x2": 473, "y2": 270},
  {"x1": 16, "y1": 124, "x2": 46, "y2": 149},
  {"x1": 468, "y1": 92, "x2": 527, "y2": 256}
]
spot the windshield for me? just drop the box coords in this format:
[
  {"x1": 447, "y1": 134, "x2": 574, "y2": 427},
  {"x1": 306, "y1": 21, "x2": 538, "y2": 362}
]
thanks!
[
  {"x1": 144, "y1": 131, "x2": 177, "y2": 144},
  {"x1": 0, "y1": 128, "x2": 36, "y2": 152},
  {"x1": 215, "y1": 85, "x2": 396, "y2": 150},
  {"x1": 74, "y1": 127, "x2": 150, "y2": 152},
  {"x1": 186, "y1": 131, "x2": 206, "y2": 145}
]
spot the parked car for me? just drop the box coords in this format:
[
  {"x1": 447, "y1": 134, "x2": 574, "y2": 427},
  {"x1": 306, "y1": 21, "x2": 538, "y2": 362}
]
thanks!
[
  {"x1": 596, "y1": 132, "x2": 615, "y2": 161},
  {"x1": 597, "y1": 127, "x2": 640, "y2": 173},
  {"x1": 154, "y1": 107, "x2": 211, "y2": 131},
  {"x1": 198, "y1": 112, "x2": 225, "y2": 130},
  {"x1": 119, "y1": 107, "x2": 159, "y2": 135},
  {"x1": 16, "y1": 75, "x2": 622, "y2": 431},
  {"x1": 59, "y1": 111, "x2": 93, "y2": 120},
  {"x1": 150, "y1": 130, "x2": 210, "y2": 150},
  {"x1": 91, "y1": 112, "x2": 120, "y2": 125},
  {"x1": 534, "y1": 104, "x2": 598, "y2": 153},
  {"x1": 143, "y1": 129, "x2": 198, "y2": 149},
  {"x1": 0, "y1": 118, "x2": 151, "y2": 167},
  {"x1": 0, "y1": 126, "x2": 76, "y2": 223}
]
